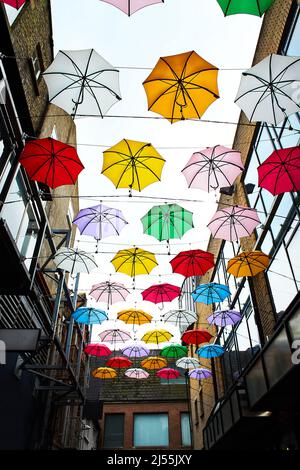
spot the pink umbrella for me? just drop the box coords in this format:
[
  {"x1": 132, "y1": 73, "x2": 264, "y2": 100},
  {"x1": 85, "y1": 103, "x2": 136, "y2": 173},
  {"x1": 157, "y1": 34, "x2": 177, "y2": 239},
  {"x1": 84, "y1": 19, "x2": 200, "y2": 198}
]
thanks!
[
  {"x1": 125, "y1": 368, "x2": 149, "y2": 379},
  {"x1": 182, "y1": 145, "x2": 244, "y2": 192},
  {"x1": 156, "y1": 368, "x2": 180, "y2": 380},
  {"x1": 141, "y1": 283, "x2": 181, "y2": 307},
  {"x1": 89, "y1": 281, "x2": 130, "y2": 308},
  {"x1": 99, "y1": 0, "x2": 164, "y2": 16},
  {"x1": 98, "y1": 328, "x2": 132, "y2": 345},
  {"x1": 207, "y1": 205, "x2": 260, "y2": 241}
]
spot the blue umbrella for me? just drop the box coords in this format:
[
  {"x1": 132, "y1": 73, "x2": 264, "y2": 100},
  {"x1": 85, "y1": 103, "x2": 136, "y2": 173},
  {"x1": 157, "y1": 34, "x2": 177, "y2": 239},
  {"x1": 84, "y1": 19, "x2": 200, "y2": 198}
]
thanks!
[
  {"x1": 196, "y1": 344, "x2": 224, "y2": 358},
  {"x1": 192, "y1": 282, "x2": 231, "y2": 304},
  {"x1": 72, "y1": 307, "x2": 108, "y2": 325}
]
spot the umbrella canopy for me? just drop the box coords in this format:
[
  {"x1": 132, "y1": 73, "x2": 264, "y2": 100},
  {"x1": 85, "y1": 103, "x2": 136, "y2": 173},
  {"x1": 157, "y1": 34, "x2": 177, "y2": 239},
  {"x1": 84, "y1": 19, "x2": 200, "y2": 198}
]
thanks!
[
  {"x1": 117, "y1": 309, "x2": 153, "y2": 326},
  {"x1": 73, "y1": 204, "x2": 128, "y2": 240},
  {"x1": 191, "y1": 282, "x2": 231, "y2": 305},
  {"x1": 181, "y1": 329, "x2": 213, "y2": 345},
  {"x1": 196, "y1": 344, "x2": 224, "y2": 358},
  {"x1": 0, "y1": 1, "x2": 26, "y2": 9},
  {"x1": 43, "y1": 48, "x2": 121, "y2": 118},
  {"x1": 162, "y1": 309, "x2": 198, "y2": 333},
  {"x1": 141, "y1": 203, "x2": 194, "y2": 241},
  {"x1": 160, "y1": 344, "x2": 188, "y2": 359},
  {"x1": 89, "y1": 281, "x2": 130, "y2": 306},
  {"x1": 188, "y1": 368, "x2": 212, "y2": 380},
  {"x1": 143, "y1": 50, "x2": 219, "y2": 123},
  {"x1": 102, "y1": 139, "x2": 165, "y2": 192},
  {"x1": 140, "y1": 356, "x2": 167, "y2": 370},
  {"x1": 258, "y1": 146, "x2": 300, "y2": 195},
  {"x1": 141, "y1": 329, "x2": 173, "y2": 345},
  {"x1": 125, "y1": 368, "x2": 149, "y2": 379},
  {"x1": 98, "y1": 328, "x2": 132, "y2": 344},
  {"x1": 111, "y1": 247, "x2": 158, "y2": 278},
  {"x1": 122, "y1": 344, "x2": 150, "y2": 358},
  {"x1": 235, "y1": 54, "x2": 300, "y2": 126},
  {"x1": 72, "y1": 307, "x2": 108, "y2": 325},
  {"x1": 170, "y1": 249, "x2": 214, "y2": 277},
  {"x1": 156, "y1": 368, "x2": 180, "y2": 379},
  {"x1": 84, "y1": 343, "x2": 112, "y2": 357},
  {"x1": 227, "y1": 251, "x2": 270, "y2": 277},
  {"x1": 176, "y1": 357, "x2": 200, "y2": 369},
  {"x1": 207, "y1": 205, "x2": 260, "y2": 242},
  {"x1": 217, "y1": 0, "x2": 275, "y2": 16},
  {"x1": 19, "y1": 138, "x2": 84, "y2": 189},
  {"x1": 99, "y1": 0, "x2": 164, "y2": 16},
  {"x1": 54, "y1": 248, "x2": 97, "y2": 275},
  {"x1": 92, "y1": 367, "x2": 117, "y2": 379},
  {"x1": 207, "y1": 309, "x2": 242, "y2": 327},
  {"x1": 106, "y1": 356, "x2": 133, "y2": 368},
  {"x1": 141, "y1": 284, "x2": 181, "y2": 305},
  {"x1": 182, "y1": 145, "x2": 244, "y2": 192}
]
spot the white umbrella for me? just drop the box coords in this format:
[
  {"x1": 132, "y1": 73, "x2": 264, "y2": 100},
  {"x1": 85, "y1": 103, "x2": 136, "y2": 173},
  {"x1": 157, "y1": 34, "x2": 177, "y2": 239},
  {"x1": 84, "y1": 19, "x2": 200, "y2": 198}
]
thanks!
[
  {"x1": 43, "y1": 48, "x2": 121, "y2": 118},
  {"x1": 54, "y1": 247, "x2": 97, "y2": 274},
  {"x1": 235, "y1": 54, "x2": 300, "y2": 125},
  {"x1": 176, "y1": 357, "x2": 200, "y2": 369},
  {"x1": 162, "y1": 309, "x2": 198, "y2": 334}
]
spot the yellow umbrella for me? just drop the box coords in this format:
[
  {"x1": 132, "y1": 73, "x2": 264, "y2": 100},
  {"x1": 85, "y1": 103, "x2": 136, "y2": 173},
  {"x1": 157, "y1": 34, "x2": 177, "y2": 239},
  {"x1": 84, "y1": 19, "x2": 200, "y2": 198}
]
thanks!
[
  {"x1": 141, "y1": 329, "x2": 173, "y2": 345},
  {"x1": 92, "y1": 367, "x2": 117, "y2": 379},
  {"x1": 227, "y1": 251, "x2": 270, "y2": 278},
  {"x1": 101, "y1": 139, "x2": 165, "y2": 192},
  {"x1": 111, "y1": 247, "x2": 158, "y2": 278},
  {"x1": 117, "y1": 309, "x2": 153, "y2": 326},
  {"x1": 141, "y1": 356, "x2": 167, "y2": 370},
  {"x1": 143, "y1": 50, "x2": 219, "y2": 123}
]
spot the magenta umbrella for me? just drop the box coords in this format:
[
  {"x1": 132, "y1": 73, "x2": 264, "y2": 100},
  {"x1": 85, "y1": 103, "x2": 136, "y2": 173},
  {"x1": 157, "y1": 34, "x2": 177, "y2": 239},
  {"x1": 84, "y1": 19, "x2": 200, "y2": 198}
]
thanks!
[
  {"x1": 89, "y1": 281, "x2": 130, "y2": 308},
  {"x1": 207, "y1": 205, "x2": 260, "y2": 241},
  {"x1": 99, "y1": 0, "x2": 164, "y2": 16},
  {"x1": 156, "y1": 368, "x2": 180, "y2": 380},
  {"x1": 141, "y1": 283, "x2": 181, "y2": 307},
  {"x1": 182, "y1": 145, "x2": 244, "y2": 192},
  {"x1": 0, "y1": 0, "x2": 26, "y2": 9}
]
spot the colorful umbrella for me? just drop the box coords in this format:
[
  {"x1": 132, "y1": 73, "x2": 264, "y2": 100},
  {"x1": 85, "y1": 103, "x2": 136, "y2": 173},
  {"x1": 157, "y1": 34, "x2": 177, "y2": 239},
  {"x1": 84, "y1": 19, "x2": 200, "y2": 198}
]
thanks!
[
  {"x1": 156, "y1": 368, "x2": 180, "y2": 379},
  {"x1": 160, "y1": 344, "x2": 188, "y2": 359},
  {"x1": 98, "y1": 328, "x2": 132, "y2": 344},
  {"x1": 99, "y1": 0, "x2": 164, "y2": 16},
  {"x1": 0, "y1": 1, "x2": 26, "y2": 9},
  {"x1": 54, "y1": 248, "x2": 97, "y2": 275},
  {"x1": 227, "y1": 251, "x2": 270, "y2": 277},
  {"x1": 207, "y1": 309, "x2": 242, "y2": 327},
  {"x1": 122, "y1": 344, "x2": 150, "y2": 358},
  {"x1": 111, "y1": 247, "x2": 158, "y2": 278},
  {"x1": 235, "y1": 54, "x2": 300, "y2": 126},
  {"x1": 191, "y1": 282, "x2": 231, "y2": 305},
  {"x1": 43, "y1": 49, "x2": 121, "y2": 118},
  {"x1": 73, "y1": 204, "x2": 128, "y2": 240},
  {"x1": 258, "y1": 146, "x2": 300, "y2": 195},
  {"x1": 207, "y1": 205, "x2": 260, "y2": 241},
  {"x1": 19, "y1": 138, "x2": 84, "y2": 189},
  {"x1": 217, "y1": 0, "x2": 275, "y2": 16},
  {"x1": 72, "y1": 307, "x2": 108, "y2": 325},
  {"x1": 181, "y1": 329, "x2": 213, "y2": 345},
  {"x1": 140, "y1": 356, "x2": 167, "y2": 370},
  {"x1": 188, "y1": 368, "x2": 212, "y2": 380},
  {"x1": 125, "y1": 368, "x2": 149, "y2": 379},
  {"x1": 162, "y1": 309, "x2": 198, "y2": 333},
  {"x1": 102, "y1": 139, "x2": 165, "y2": 192},
  {"x1": 84, "y1": 343, "x2": 112, "y2": 357},
  {"x1": 141, "y1": 203, "x2": 194, "y2": 242},
  {"x1": 141, "y1": 329, "x2": 173, "y2": 345},
  {"x1": 117, "y1": 309, "x2": 153, "y2": 326},
  {"x1": 196, "y1": 344, "x2": 224, "y2": 358},
  {"x1": 106, "y1": 356, "x2": 133, "y2": 368},
  {"x1": 170, "y1": 249, "x2": 214, "y2": 277},
  {"x1": 143, "y1": 50, "x2": 219, "y2": 123},
  {"x1": 182, "y1": 145, "x2": 244, "y2": 192},
  {"x1": 92, "y1": 367, "x2": 117, "y2": 379},
  {"x1": 176, "y1": 357, "x2": 200, "y2": 369},
  {"x1": 141, "y1": 284, "x2": 181, "y2": 306},
  {"x1": 89, "y1": 281, "x2": 130, "y2": 307}
]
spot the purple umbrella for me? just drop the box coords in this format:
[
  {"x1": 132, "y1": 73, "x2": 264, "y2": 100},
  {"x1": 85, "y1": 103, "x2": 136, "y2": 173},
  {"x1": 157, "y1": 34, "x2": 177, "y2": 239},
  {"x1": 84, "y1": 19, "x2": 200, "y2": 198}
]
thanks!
[
  {"x1": 207, "y1": 205, "x2": 260, "y2": 242},
  {"x1": 188, "y1": 368, "x2": 212, "y2": 380},
  {"x1": 122, "y1": 344, "x2": 150, "y2": 358},
  {"x1": 207, "y1": 309, "x2": 242, "y2": 327},
  {"x1": 182, "y1": 145, "x2": 244, "y2": 192},
  {"x1": 99, "y1": 0, "x2": 164, "y2": 16},
  {"x1": 98, "y1": 328, "x2": 132, "y2": 345},
  {"x1": 125, "y1": 368, "x2": 149, "y2": 379},
  {"x1": 89, "y1": 281, "x2": 130, "y2": 308},
  {"x1": 73, "y1": 203, "x2": 128, "y2": 240}
]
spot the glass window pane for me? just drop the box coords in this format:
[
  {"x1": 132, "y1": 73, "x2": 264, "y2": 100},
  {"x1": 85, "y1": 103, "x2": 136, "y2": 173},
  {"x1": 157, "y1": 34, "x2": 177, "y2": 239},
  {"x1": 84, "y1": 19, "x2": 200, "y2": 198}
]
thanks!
[
  {"x1": 286, "y1": 225, "x2": 300, "y2": 292},
  {"x1": 103, "y1": 414, "x2": 124, "y2": 448},
  {"x1": 134, "y1": 414, "x2": 169, "y2": 447},
  {"x1": 286, "y1": 13, "x2": 300, "y2": 55},
  {"x1": 181, "y1": 413, "x2": 191, "y2": 447},
  {"x1": 0, "y1": 171, "x2": 27, "y2": 240}
]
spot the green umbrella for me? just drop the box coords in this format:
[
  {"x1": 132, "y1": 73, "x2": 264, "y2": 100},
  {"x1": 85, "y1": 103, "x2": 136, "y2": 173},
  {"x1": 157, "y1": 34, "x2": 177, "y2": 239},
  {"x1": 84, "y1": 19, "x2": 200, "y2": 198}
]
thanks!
[
  {"x1": 160, "y1": 344, "x2": 188, "y2": 360},
  {"x1": 217, "y1": 0, "x2": 275, "y2": 16},
  {"x1": 141, "y1": 203, "x2": 194, "y2": 242}
]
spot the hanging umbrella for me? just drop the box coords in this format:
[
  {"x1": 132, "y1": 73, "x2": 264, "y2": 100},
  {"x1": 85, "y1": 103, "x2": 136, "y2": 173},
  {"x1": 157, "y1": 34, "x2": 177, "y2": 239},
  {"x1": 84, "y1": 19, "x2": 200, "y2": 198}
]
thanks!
[
  {"x1": 19, "y1": 138, "x2": 84, "y2": 189},
  {"x1": 196, "y1": 344, "x2": 224, "y2": 358},
  {"x1": 0, "y1": 1, "x2": 26, "y2": 9},
  {"x1": 125, "y1": 368, "x2": 149, "y2": 379},
  {"x1": 106, "y1": 356, "x2": 133, "y2": 368},
  {"x1": 181, "y1": 329, "x2": 213, "y2": 345},
  {"x1": 156, "y1": 368, "x2": 180, "y2": 380},
  {"x1": 43, "y1": 48, "x2": 121, "y2": 118},
  {"x1": 160, "y1": 344, "x2": 188, "y2": 360},
  {"x1": 192, "y1": 282, "x2": 231, "y2": 304},
  {"x1": 122, "y1": 344, "x2": 150, "y2": 359},
  {"x1": 92, "y1": 367, "x2": 117, "y2": 379},
  {"x1": 217, "y1": 0, "x2": 275, "y2": 16},
  {"x1": 111, "y1": 247, "x2": 158, "y2": 278},
  {"x1": 143, "y1": 50, "x2": 219, "y2": 123},
  {"x1": 182, "y1": 145, "x2": 244, "y2": 192},
  {"x1": 176, "y1": 357, "x2": 200, "y2": 369},
  {"x1": 89, "y1": 281, "x2": 130, "y2": 307},
  {"x1": 140, "y1": 356, "x2": 167, "y2": 370},
  {"x1": 162, "y1": 309, "x2": 198, "y2": 333},
  {"x1": 99, "y1": 0, "x2": 164, "y2": 16},
  {"x1": 54, "y1": 247, "x2": 97, "y2": 275},
  {"x1": 84, "y1": 343, "x2": 112, "y2": 357},
  {"x1": 141, "y1": 329, "x2": 173, "y2": 345},
  {"x1": 207, "y1": 205, "x2": 260, "y2": 242},
  {"x1": 98, "y1": 328, "x2": 132, "y2": 344},
  {"x1": 188, "y1": 368, "x2": 212, "y2": 380},
  {"x1": 73, "y1": 204, "x2": 128, "y2": 240},
  {"x1": 117, "y1": 309, "x2": 153, "y2": 326},
  {"x1": 207, "y1": 309, "x2": 242, "y2": 327},
  {"x1": 141, "y1": 284, "x2": 181, "y2": 306},
  {"x1": 72, "y1": 307, "x2": 108, "y2": 325},
  {"x1": 235, "y1": 54, "x2": 300, "y2": 126},
  {"x1": 102, "y1": 139, "x2": 165, "y2": 192},
  {"x1": 227, "y1": 251, "x2": 270, "y2": 277},
  {"x1": 141, "y1": 203, "x2": 194, "y2": 242},
  {"x1": 258, "y1": 146, "x2": 300, "y2": 195},
  {"x1": 170, "y1": 249, "x2": 214, "y2": 278}
]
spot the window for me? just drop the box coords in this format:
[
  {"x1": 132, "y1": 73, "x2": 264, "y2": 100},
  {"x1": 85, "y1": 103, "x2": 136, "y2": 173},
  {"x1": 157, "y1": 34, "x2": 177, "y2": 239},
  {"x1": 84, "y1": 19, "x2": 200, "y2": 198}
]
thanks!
[
  {"x1": 29, "y1": 44, "x2": 44, "y2": 92},
  {"x1": 194, "y1": 399, "x2": 199, "y2": 425},
  {"x1": 181, "y1": 413, "x2": 191, "y2": 447},
  {"x1": 103, "y1": 414, "x2": 124, "y2": 449},
  {"x1": 133, "y1": 414, "x2": 169, "y2": 447}
]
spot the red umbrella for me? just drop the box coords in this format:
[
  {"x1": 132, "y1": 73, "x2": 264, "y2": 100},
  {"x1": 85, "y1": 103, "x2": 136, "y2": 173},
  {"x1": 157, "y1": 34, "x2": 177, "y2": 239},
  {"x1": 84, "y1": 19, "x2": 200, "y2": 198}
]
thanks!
[
  {"x1": 170, "y1": 249, "x2": 214, "y2": 277},
  {"x1": 0, "y1": 0, "x2": 26, "y2": 9},
  {"x1": 84, "y1": 343, "x2": 112, "y2": 357},
  {"x1": 106, "y1": 356, "x2": 133, "y2": 368},
  {"x1": 258, "y1": 146, "x2": 300, "y2": 195},
  {"x1": 19, "y1": 137, "x2": 84, "y2": 189},
  {"x1": 141, "y1": 283, "x2": 181, "y2": 305},
  {"x1": 156, "y1": 368, "x2": 180, "y2": 380},
  {"x1": 181, "y1": 329, "x2": 213, "y2": 345}
]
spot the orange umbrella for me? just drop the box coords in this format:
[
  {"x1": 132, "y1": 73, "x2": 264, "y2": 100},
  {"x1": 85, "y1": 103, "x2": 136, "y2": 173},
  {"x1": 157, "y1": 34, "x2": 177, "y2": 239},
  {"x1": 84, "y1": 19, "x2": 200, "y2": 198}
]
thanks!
[
  {"x1": 117, "y1": 309, "x2": 153, "y2": 326},
  {"x1": 141, "y1": 356, "x2": 167, "y2": 370},
  {"x1": 227, "y1": 251, "x2": 270, "y2": 277},
  {"x1": 92, "y1": 367, "x2": 117, "y2": 379}
]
